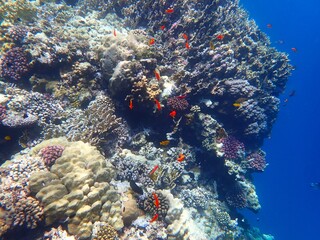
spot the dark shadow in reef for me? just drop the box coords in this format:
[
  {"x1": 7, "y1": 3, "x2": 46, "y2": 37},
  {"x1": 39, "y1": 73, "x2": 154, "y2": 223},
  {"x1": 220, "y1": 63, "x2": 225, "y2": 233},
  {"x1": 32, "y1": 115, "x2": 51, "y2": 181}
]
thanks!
[{"x1": 0, "y1": 125, "x2": 24, "y2": 162}]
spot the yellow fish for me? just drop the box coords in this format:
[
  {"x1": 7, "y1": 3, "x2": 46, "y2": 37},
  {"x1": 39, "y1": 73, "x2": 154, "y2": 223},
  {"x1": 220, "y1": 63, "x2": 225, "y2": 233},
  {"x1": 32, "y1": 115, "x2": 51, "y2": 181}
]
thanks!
[
  {"x1": 233, "y1": 103, "x2": 241, "y2": 107},
  {"x1": 4, "y1": 135, "x2": 11, "y2": 141},
  {"x1": 160, "y1": 140, "x2": 170, "y2": 146},
  {"x1": 209, "y1": 41, "x2": 215, "y2": 50}
]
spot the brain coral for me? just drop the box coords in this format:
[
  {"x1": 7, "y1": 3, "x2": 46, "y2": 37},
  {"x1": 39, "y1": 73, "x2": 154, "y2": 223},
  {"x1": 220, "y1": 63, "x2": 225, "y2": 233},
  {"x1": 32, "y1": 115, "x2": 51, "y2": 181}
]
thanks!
[{"x1": 29, "y1": 138, "x2": 123, "y2": 239}]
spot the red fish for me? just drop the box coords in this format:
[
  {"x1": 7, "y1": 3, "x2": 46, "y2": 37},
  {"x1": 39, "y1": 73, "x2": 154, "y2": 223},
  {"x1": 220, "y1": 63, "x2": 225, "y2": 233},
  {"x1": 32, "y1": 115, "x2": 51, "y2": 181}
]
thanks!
[
  {"x1": 291, "y1": 47, "x2": 297, "y2": 52},
  {"x1": 150, "y1": 213, "x2": 159, "y2": 222},
  {"x1": 169, "y1": 110, "x2": 176, "y2": 118},
  {"x1": 153, "y1": 192, "x2": 160, "y2": 208},
  {"x1": 149, "y1": 165, "x2": 159, "y2": 175},
  {"x1": 165, "y1": 8, "x2": 174, "y2": 14},
  {"x1": 216, "y1": 34, "x2": 224, "y2": 40},
  {"x1": 160, "y1": 25, "x2": 166, "y2": 30},
  {"x1": 149, "y1": 38, "x2": 155, "y2": 45},
  {"x1": 154, "y1": 99, "x2": 162, "y2": 111},
  {"x1": 182, "y1": 33, "x2": 188, "y2": 41},
  {"x1": 154, "y1": 69, "x2": 161, "y2": 81},
  {"x1": 267, "y1": 24, "x2": 272, "y2": 28},
  {"x1": 185, "y1": 41, "x2": 190, "y2": 49},
  {"x1": 113, "y1": 29, "x2": 117, "y2": 37},
  {"x1": 177, "y1": 95, "x2": 186, "y2": 99},
  {"x1": 177, "y1": 153, "x2": 185, "y2": 162},
  {"x1": 129, "y1": 99, "x2": 133, "y2": 110}
]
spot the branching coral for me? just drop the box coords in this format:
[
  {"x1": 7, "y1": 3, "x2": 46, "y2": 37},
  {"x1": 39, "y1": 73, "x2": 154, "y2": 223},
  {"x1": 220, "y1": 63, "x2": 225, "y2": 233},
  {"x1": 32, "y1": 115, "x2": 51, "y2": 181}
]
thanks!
[
  {"x1": 0, "y1": 0, "x2": 37, "y2": 23},
  {"x1": 0, "y1": 47, "x2": 32, "y2": 82}
]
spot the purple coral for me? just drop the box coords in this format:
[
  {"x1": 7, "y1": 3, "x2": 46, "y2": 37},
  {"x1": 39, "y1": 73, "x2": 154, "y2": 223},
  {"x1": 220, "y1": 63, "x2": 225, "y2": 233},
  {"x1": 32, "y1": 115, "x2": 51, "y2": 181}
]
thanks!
[
  {"x1": 167, "y1": 96, "x2": 189, "y2": 111},
  {"x1": 0, "y1": 104, "x2": 6, "y2": 122},
  {"x1": 0, "y1": 47, "x2": 31, "y2": 81},
  {"x1": 39, "y1": 145, "x2": 64, "y2": 167},
  {"x1": 220, "y1": 136, "x2": 245, "y2": 160},
  {"x1": 246, "y1": 152, "x2": 267, "y2": 172},
  {"x1": 226, "y1": 183, "x2": 247, "y2": 208},
  {"x1": 8, "y1": 26, "x2": 28, "y2": 43}
]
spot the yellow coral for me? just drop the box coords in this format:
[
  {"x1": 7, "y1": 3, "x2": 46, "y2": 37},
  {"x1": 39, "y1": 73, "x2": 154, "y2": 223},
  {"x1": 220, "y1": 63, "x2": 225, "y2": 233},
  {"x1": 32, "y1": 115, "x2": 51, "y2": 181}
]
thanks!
[
  {"x1": 0, "y1": 0, "x2": 37, "y2": 23},
  {"x1": 29, "y1": 138, "x2": 123, "y2": 239}
]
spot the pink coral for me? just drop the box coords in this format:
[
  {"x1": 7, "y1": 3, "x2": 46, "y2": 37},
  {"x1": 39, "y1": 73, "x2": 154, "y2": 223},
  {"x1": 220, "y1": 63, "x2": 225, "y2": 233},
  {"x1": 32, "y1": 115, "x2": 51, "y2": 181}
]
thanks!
[
  {"x1": 39, "y1": 145, "x2": 64, "y2": 167},
  {"x1": 0, "y1": 47, "x2": 31, "y2": 81},
  {"x1": 246, "y1": 152, "x2": 267, "y2": 172},
  {"x1": 220, "y1": 136, "x2": 245, "y2": 160},
  {"x1": 0, "y1": 104, "x2": 6, "y2": 122},
  {"x1": 167, "y1": 96, "x2": 189, "y2": 111},
  {"x1": 226, "y1": 183, "x2": 247, "y2": 208}
]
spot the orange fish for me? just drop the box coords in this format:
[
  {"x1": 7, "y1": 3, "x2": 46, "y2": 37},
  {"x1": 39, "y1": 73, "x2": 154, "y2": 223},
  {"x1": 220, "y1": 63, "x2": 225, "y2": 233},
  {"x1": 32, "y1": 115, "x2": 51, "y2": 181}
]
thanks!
[
  {"x1": 113, "y1": 29, "x2": 117, "y2": 37},
  {"x1": 169, "y1": 110, "x2": 176, "y2": 118},
  {"x1": 165, "y1": 8, "x2": 174, "y2": 14},
  {"x1": 233, "y1": 102, "x2": 241, "y2": 107},
  {"x1": 185, "y1": 41, "x2": 190, "y2": 49},
  {"x1": 216, "y1": 34, "x2": 224, "y2": 40},
  {"x1": 177, "y1": 95, "x2": 186, "y2": 99},
  {"x1": 150, "y1": 213, "x2": 159, "y2": 222},
  {"x1": 153, "y1": 192, "x2": 160, "y2": 208},
  {"x1": 160, "y1": 140, "x2": 170, "y2": 146},
  {"x1": 182, "y1": 33, "x2": 188, "y2": 41},
  {"x1": 160, "y1": 25, "x2": 166, "y2": 30},
  {"x1": 129, "y1": 99, "x2": 133, "y2": 110},
  {"x1": 149, "y1": 38, "x2": 155, "y2": 45},
  {"x1": 149, "y1": 165, "x2": 159, "y2": 175},
  {"x1": 177, "y1": 153, "x2": 185, "y2": 162},
  {"x1": 267, "y1": 24, "x2": 272, "y2": 28},
  {"x1": 154, "y1": 99, "x2": 162, "y2": 111},
  {"x1": 291, "y1": 47, "x2": 297, "y2": 52},
  {"x1": 154, "y1": 69, "x2": 161, "y2": 81}
]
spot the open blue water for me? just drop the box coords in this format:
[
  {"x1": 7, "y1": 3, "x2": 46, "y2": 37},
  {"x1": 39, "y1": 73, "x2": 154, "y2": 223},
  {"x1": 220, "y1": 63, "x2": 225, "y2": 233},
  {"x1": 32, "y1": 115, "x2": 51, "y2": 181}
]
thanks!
[{"x1": 240, "y1": 0, "x2": 320, "y2": 239}]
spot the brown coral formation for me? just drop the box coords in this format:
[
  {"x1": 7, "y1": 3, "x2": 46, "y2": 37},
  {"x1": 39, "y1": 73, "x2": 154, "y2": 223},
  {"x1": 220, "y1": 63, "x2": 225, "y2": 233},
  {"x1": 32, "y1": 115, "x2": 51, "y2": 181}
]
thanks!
[
  {"x1": 92, "y1": 222, "x2": 118, "y2": 240},
  {"x1": 0, "y1": 154, "x2": 46, "y2": 237},
  {"x1": 29, "y1": 138, "x2": 123, "y2": 239}
]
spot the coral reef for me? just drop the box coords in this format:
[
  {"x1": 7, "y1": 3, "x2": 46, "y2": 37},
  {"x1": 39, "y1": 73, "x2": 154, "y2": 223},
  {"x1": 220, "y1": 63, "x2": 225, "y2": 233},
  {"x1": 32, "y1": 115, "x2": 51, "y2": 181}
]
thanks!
[
  {"x1": 0, "y1": 0, "x2": 292, "y2": 239},
  {"x1": 0, "y1": 0, "x2": 37, "y2": 24},
  {"x1": 0, "y1": 154, "x2": 46, "y2": 237}
]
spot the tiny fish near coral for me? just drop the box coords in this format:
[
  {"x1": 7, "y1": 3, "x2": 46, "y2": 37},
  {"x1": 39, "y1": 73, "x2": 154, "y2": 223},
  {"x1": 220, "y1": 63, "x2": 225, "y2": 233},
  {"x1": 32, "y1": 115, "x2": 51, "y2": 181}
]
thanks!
[
  {"x1": 177, "y1": 153, "x2": 185, "y2": 162},
  {"x1": 150, "y1": 213, "x2": 159, "y2": 222}
]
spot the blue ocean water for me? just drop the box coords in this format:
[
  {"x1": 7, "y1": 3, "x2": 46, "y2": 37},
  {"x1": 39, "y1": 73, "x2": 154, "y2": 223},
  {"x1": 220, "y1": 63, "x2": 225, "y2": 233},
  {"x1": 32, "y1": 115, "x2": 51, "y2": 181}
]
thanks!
[{"x1": 240, "y1": 0, "x2": 320, "y2": 239}]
